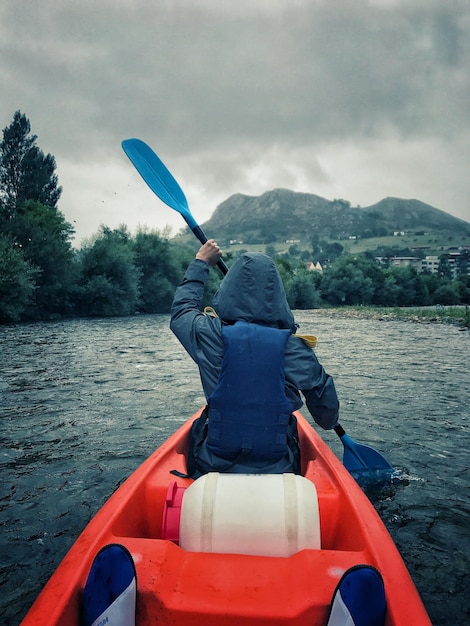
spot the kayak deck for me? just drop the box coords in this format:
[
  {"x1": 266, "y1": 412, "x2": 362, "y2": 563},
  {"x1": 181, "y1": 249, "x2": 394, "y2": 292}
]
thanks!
[{"x1": 21, "y1": 411, "x2": 431, "y2": 625}]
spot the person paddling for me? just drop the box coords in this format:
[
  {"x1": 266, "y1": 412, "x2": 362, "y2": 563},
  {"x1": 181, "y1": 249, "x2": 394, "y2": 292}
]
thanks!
[{"x1": 170, "y1": 240, "x2": 340, "y2": 477}]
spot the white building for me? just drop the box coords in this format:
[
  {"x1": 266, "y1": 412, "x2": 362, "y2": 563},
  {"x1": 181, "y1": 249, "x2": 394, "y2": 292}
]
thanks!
[{"x1": 421, "y1": 256, "x2": 440, "y2": 274}]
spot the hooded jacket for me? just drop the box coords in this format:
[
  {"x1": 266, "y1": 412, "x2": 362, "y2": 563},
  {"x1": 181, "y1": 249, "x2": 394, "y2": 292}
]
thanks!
[
  {"x1": 212, "y1": 252, "x2": 296, "y2": 331},
  {"x1": 170, "y1": 253, "x2": 339, "y2": 430}
]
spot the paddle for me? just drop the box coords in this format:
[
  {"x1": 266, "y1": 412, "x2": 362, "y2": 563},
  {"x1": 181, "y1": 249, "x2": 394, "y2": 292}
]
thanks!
[
  {"x1": 121, "y1": 138, "x2": 229, "y2": 276},
  {"x1": 334, "y1": 424, "x2": 393, "y2": 485},
  {"x1": 121, "y1": 137, "x2": 394, "y2": 483}
]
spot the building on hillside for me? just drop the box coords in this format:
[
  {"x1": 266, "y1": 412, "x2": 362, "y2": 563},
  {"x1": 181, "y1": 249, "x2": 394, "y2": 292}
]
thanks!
[
  {"x1": 389, "y1": 257, "x2": 422, "y2": 270},
  {"x1": 375, "y1": 251, "x2": 469, "y2": 277},
  {"x1": 421, "y1": 256, "x2": 440, "y2": 274},
  {"x1": 421, "y1": 252, "x2": 470, "y2": 277},
  {"x1": 447, "y1": 251, "x2": 469, "y2": 277},
  {"x1": 306, "y1": 261, "x2": 323, "y2": 273},
  {"x1": 411, "y1": 246, "x2": 432, "y2": 253}
]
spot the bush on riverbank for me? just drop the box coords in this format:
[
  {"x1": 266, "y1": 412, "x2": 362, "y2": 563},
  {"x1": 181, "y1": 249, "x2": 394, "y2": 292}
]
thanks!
[{"x1": 316, "y1": 305, "x2": 470, "y2": 328}]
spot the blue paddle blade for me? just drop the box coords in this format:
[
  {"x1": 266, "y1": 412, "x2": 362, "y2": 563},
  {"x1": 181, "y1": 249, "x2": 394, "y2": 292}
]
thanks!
[
  {"x1": 340, "y1": 433, "x2": 393, "y2": 471},
  {"x1": 341, "y1": 434, "x2": 393, "y2": 470},
  {"x1": 122, "y1": 138, "x2": 230, "y2": 276},
  {"x1": 121, "y1": 138, "x2": 198, "y2": 230},
  {"x1": 340, "y1": 433, "x2": 394, "y2": 488}
]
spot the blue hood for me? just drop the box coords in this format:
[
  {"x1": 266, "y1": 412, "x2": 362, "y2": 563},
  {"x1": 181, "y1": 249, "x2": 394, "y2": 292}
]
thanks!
[{"x1": 212, "y1": 252, "x2": 296, "y2": 331}]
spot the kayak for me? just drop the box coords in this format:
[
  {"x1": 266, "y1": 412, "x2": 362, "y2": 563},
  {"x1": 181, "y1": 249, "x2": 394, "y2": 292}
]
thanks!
[{"x1": 20, "y1": 410, "x2": 431, "y2": 625}]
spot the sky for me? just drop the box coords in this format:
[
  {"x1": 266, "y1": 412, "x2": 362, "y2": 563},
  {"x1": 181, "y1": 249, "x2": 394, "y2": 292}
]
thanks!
[{"x1": 1, "y1": 0, "x2": 469, "y2": 246}]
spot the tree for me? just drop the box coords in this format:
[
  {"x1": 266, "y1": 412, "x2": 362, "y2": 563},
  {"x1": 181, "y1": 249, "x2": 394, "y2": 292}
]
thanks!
[
  {"x1": 0, "y1": 235, "x2": 38, "y2": 322},
  {"x1": 310, "y1": 239, "x2": 344, "y2": 264},
  {"x1": 7, "y1": 200, "x2": 76, "y2": 317},
  {"x1": 133, "y1": 229, "x2": 182, "y2": 313},
  {"x1": 265, "y1": 245, "x2": 277, "y2": 259},
  {"x1": 420, "y1": 272, "x2": 441, "y2": 300},
  {"x1": 274, "y1": 256, "x2": 294, "y2": 287},
  {"x1": 0, "y1": 111, "x2": 62, "y2": 217},
  {"x1": 373, "y1": 269, "x2": 399, "y2": 306},
  {"x1": 286, "y1": 267, "x2": 321, "y2": 309},
  {"x1": 386, "y1": 266, "x2": 430, "y2": 306},
  {"x1": 0, "y1": 112, "x2": 74, "y2": 319},
  {"x1": 454, "y1": 276, "x2": 470, "y2": 305},
  {"x1": 77, "y1": 226, "x2": 140, "y2": 317},
  {"x1": 320, "y1": 255, "x2": 381, "y2": 305},
  {"x1": 433, "y1": 284, "x2": 460, "y2": 306}
]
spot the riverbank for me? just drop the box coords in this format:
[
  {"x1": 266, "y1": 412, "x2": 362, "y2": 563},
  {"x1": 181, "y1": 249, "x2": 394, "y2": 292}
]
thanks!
[{"x1": 313, "y1": 305, "x2": 470, "y2": 328}]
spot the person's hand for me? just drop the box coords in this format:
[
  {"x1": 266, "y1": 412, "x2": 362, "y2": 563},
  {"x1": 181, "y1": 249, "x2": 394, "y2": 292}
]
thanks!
[{"x1": 196, "y1": 239, "x2": 223, "y2": 267}]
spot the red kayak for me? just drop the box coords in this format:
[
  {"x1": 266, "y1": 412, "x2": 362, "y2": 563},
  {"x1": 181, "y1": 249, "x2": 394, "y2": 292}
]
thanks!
[{"x1": 20, "y1": 410, "x2": 431, "y2": 625}]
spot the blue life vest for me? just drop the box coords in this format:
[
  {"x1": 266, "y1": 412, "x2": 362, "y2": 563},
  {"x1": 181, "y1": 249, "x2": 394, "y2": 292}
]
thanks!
[
  {"x1": 207, "y1": 320, "x2": 294, "y2": 459},
  {"x1": 182, "y1": 320, "x2": 299, "y2": 477}
]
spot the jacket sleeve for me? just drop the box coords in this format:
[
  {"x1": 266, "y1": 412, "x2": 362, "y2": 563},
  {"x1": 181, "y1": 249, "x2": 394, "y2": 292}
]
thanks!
[
  {"x1": 285, "y1": 336, "x2": 340, "y2": 431},
  {"x1": 170, "y1": 259, "x2": 210, "y2": 362},
  {"x1": 302, "y1": 376, "x2": 339, "y2": 431},
  {"x1": 170, "y1": 260, "x2": 224, "y2": 402}
]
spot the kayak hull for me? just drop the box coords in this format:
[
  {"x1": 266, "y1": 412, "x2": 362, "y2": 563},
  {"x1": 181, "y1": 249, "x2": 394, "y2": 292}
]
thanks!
[{"x1": 20, "y1": 411, "x2": 431, "y2": 625}]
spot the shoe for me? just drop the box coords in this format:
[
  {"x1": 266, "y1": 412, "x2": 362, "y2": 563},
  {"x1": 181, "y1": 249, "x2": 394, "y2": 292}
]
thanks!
[
  {"x1": 82, "y1": 543, "x2": 136, "y2": 626},
  {"x1": 327, "y1": 564, "x2": 386, "y2": 626}
]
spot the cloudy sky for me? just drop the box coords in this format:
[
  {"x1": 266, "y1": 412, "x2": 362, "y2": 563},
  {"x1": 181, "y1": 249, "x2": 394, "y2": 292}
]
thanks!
[{"x1": 1, "y1": 0, "x2": 469, "y2": 246}]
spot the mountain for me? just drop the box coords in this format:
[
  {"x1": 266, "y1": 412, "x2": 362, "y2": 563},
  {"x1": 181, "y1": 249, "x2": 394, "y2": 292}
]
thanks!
[{"x1": 199, "y1": 189, "x2": 470, "y2": 244}]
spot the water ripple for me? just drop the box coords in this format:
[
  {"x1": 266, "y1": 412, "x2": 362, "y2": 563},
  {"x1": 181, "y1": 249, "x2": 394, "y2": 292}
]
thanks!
[{"x1": 1, "y1": 313, "x2": 469, "y2": 625}]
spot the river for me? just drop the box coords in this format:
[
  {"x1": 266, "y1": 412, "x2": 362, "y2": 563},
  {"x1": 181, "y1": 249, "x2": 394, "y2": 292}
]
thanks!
[{"x1": 1, "y1": 313, "x2": 469, "y2": 625}]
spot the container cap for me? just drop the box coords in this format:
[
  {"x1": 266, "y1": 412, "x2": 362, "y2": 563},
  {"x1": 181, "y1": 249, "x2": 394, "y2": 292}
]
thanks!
[{"x1": 161, "y1": 481, "x2": 186, "y2": 544}]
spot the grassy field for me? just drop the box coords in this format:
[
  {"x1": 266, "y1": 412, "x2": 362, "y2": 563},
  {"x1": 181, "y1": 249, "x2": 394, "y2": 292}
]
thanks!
[
  {"x1": 340, "y1": 233, "x2": 470, "y2": 255},
  {"x1": 175, "y1": 227, "x2": 470, "y2": 256},
  {"x1": 208, "y1": 233, "x2": 470, "y2": 257},
  {"x1": 317, "y1": 305, "x2": 470, "y2": 328}
]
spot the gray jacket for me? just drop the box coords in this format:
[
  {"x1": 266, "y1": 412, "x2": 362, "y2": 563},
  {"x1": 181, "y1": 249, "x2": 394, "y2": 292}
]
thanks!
[{"x1": 170, "y1": 253, "x2": 339, "y2": 430}]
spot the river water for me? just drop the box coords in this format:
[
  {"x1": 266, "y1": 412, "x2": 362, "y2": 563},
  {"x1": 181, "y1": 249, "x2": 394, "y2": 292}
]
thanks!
[{"x1": 1, "y1": 312, "x2": 469, "y2": 625}]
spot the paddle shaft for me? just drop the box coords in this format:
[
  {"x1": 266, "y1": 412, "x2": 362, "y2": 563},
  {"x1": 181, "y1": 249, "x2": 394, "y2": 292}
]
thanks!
[{"x1": 334, "y1": 424, "x2": 346, "y2": 438}]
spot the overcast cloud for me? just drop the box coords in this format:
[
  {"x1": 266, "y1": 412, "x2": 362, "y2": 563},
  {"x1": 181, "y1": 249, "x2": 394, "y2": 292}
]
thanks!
[{"x1": 1, "y1": 0, "x2": 469, "y2": 245}]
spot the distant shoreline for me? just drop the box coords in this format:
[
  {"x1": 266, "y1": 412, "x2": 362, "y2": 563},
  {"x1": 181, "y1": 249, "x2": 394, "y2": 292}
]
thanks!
[{"x1": 305, "y1": 305, "x2": 469, "y2": 328}]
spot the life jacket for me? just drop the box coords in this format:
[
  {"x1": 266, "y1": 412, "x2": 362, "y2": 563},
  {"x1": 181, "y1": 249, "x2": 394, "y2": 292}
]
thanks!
[{"x1": 185, "y1": 321, "x2": 300, "y2": 477}]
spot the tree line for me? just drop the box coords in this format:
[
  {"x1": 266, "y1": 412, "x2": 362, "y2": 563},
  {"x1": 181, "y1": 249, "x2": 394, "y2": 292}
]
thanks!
[{"x1": 1, "y1": 111, "x2": 469, "y2": 324}]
